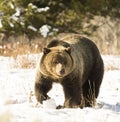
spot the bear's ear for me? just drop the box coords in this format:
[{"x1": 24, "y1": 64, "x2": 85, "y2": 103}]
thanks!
[
  {"x1": 65, "y1": 47, "x2": 71, "y2": 54},
  {"x1": 43, "y1": 48, "x2": 51, "y2": 54}
]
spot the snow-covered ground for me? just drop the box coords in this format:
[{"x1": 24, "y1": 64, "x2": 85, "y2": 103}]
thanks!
[{"x1": 0, "y1": 54, "x2": 120, "y2": 122}]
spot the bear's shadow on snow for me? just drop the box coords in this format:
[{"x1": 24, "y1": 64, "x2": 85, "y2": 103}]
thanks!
[{"x1": 100, "y1": 102, "x2": 120, "y2": 112}]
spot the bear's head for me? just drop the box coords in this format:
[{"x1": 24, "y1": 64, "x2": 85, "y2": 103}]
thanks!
[{"x1": 40, "y1": 46, "x2": 73, "y2": 79}]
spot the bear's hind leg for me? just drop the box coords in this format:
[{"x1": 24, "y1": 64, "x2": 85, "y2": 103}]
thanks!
[
  {"x1": 82, "y1": 80, "x2": 96, "y2": 107},
  {"x1": 83, "y1": 57, "x2": 104, "y2": 107}
]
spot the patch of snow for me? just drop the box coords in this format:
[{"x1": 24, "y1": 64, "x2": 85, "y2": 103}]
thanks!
[
  {"x1": 47, "y1": 83, "x2": 65, "y2": 106},
  {"x1": 10, "y1": 15, "x2": 19, "y2": 21},
  {"x1": 0, "y1": 19, "x2": 2, "y2": 28},
  {"x1": 20, "y1": 21, "x2": 25, "y2": 26},
  {"x1": 39, "y1": 25, "x2": 51, "y2": 37},
  {"x1": 9, "y1": 2, "x2": 14, "y2": 9},
  {"x1": 43, "y1": 99, "x2": 56, "y2": 109},
  {"x1": 28, "y1": 3, "x2": 49, "y2": 13},
  {"x1": 14, "y1": 8, "x2": 21, "y2": 17},
  {"x1": 28, "y1": 3, "x2": 37, "y2": 9},
  {"x1": 102, "y1": 55, "x2": 120, "y2": 70},
  {"x1": 36, "y1": 7, "x2": 49, "y2": 13},
  {"x1": 28, "y1": 25, "x2": 37, "y2": 32},
  {"x1": 9, "y1": 22, "x2": 14, "y2": 27}
]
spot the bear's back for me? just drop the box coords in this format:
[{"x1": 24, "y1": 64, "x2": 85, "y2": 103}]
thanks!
[
  {"x1": 60, "y1": 34, "x2": 101, "y2": 58},
  {"x1": 48, "y1": 34, "x2": 98, "y2": 53},
  {"x1": 47, "y1": 39, "x2": 70, "y2": 48}
]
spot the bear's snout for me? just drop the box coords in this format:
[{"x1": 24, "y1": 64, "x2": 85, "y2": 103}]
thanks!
[{"x1": 56, "y1": 63, "x2": 65, "y2": 77}]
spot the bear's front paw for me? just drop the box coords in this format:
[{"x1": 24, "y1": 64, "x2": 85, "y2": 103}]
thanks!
[
  {"x1": 63, "y1": 97, "x2": 85, "y2": 108},
  {"x1": 37, "y1": 94, "x2": 50, "y2": 103},
  {"x1": 56, "y1": 105, "x2": 64, "y2": 109}
]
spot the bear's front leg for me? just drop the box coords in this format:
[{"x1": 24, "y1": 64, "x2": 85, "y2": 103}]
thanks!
[
  {"x1": 34, "y1": 77, "x2": 52, "y2": 104},
  {"x1": 63, "y1": 92, "x2": 84, "y2": 108},
  {"x1": 62, "y1": 80, "x2": 84, "y2": 108}
]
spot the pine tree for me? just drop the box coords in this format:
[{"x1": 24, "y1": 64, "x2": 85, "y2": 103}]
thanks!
[
  {"x1": 0, "y1": 0, "x2": 50, "y2": 38},
  {"x1": 0, "y1": 0, "x2": 119, "y2": 39}
]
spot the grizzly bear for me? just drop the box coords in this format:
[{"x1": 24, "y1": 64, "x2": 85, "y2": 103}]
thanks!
[{"x1": 34, "y1": 34, "x2": 104, "y2": 108}]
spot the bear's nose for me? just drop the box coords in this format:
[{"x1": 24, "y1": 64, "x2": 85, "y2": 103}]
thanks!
[{"x1": 60, "y1": 69, "x2": 65, "y2": 75}]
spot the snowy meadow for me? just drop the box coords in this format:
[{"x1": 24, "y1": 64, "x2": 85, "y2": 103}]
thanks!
[{"x1": 0, "y1": 54, "x2": 120, "y2": 122}]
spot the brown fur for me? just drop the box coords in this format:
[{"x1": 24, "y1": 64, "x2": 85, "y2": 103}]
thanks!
[{"x1": 34, "y1": 34, "x2": 104, "y2": 108}]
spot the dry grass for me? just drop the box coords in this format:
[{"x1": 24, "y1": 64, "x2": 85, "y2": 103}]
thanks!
[
  {"x1": 11, "y1": 54, "x2": 40, "y2": 69},
  {"x1": 13, "y1": 55, "x2": 36, "y2": 68},
  {"x1": 0, "y1": 35, "x2": 46, "y2": 57}
]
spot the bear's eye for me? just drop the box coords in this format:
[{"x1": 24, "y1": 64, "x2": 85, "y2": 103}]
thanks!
[
  {"x1": 53, "y1": 61, "x2": 59, "y2": 64},
  {"x1": 63, "y1": 60, "x2": 67, "y2": 65}
]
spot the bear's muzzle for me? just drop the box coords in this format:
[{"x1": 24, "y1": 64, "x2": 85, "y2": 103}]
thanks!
[{"x1": 56, "y1": 63, "x2": 65, "y2": 77}]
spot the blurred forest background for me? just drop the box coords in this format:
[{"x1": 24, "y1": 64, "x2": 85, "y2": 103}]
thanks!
[{"x1": 0, "y1": 0, "x2": 120, "y2": 56}]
